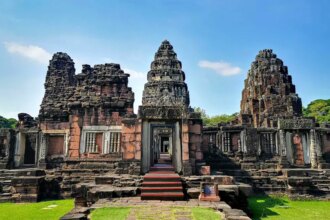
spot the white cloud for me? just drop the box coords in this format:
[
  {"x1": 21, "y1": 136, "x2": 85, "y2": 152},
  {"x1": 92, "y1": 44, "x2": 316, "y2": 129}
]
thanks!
[
  {"x1": 123, "y1": 68, "x2": 145, "y2": 79},
  {"x1": 198, "y1": 60, "x2": 242, "y2": 76},
  {"x1": 3, "y1": 42, "x2": 52, "y2": 64}
]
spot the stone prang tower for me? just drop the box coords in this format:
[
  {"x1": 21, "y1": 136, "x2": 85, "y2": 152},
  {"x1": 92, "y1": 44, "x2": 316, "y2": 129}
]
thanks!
[
  {"x1": 240, "y1": 49, "x2": 302, "y2": 128},
  {"x1": 138, "y1": 40, "x2": 202, "y2": 175},
  {"x1": 139, "y1": 40, "x2": 190, "y2": 119}
]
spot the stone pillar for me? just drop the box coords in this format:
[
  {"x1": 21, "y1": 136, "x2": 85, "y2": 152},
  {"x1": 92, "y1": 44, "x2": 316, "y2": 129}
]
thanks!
[
  {"x1": 309, "y1": 129, "x2": 318, "y2": 169},
  {"x1": 221, "y1": 132, "x2": 225, "y2": 152},
  {"x1": 14, "y1": 132, "x2": 21, "y2": 168},
  {"x1": 38, "y1": 133, "x2": 47, "y2": 168},
  {"x1": 279, "y1": 130, "x2": 286, "y2": 156},
  {"x1": 278, "y1": 129, "x2": 289, "y2": 168},
  {"x1": 270, "y1": 133, "x2": 274, "y2": 155},
  {"x1": 216, "y1": 132, "x2": 220, "y2": 150},
  {"x1": 315, "y1": 131, "x2": 325, "y2": 169},
  {"x1": 241, "y1": 129, "x2": 247, "y2": 153}
]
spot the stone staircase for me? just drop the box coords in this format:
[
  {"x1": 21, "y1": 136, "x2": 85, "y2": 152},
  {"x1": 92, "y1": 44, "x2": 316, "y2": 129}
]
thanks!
[
  {"x1": 141, "y1": 154, "x2": 185, "y2": 200},
  {"x1": 0, "y1": 168, "x2": 46, "y2": 202},
  {"x1": 284, "y1": 169, "x2": 330, "y2": 197},
  {"x1": 0, "y1": 169, "x2": 16, "y2": 202},
  {"x1": 208, "y1": 153, "x2": 330, "y2": 197},
  {"x1": 209, "y1": 154, "x2": 287, "y2": 193}
]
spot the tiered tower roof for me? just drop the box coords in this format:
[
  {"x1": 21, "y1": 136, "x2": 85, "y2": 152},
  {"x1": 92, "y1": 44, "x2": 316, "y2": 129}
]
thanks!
[{"x1": 240, "y1": 49, "x2": 302, "y2": 127}]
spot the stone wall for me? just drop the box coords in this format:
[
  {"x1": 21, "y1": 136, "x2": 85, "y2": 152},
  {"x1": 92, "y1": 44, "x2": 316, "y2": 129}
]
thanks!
[
  {"x1": 37, "y1": 52, "x2": 136, "y2": 163},
  {"x1": 0, "y1": 129, "x2": 15, "y2": 169},
  {"x1": 121, "y1": 118, "x2": 142, "y2": 161}
]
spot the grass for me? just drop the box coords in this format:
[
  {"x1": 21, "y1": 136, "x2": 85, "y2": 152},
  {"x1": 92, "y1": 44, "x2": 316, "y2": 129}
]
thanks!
[
  {"x1": 0, "y1": 199, "x2": 74, "y2": 220},
  {"x1": 248, "y1": 196, "x2": 330, "y2": 220},
  {"x1": 90, "y1": 206, "x2": 220, "y2": 220},
  {"x1": 191, "y1": 207, "x2": 221, "y2": 220}
]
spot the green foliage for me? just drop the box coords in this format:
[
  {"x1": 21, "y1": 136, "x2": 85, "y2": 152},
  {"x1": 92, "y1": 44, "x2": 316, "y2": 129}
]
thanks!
[
  {"x1": 303, "y1": 99, "x2": 330, "y2": 123},
  {"x1": 194, "y1": 107, "x2": 237, "y2": 126},
  {"x1": 248, "y1": 196, "x2": 330, "y2": 220},
  {"x1": 0, "y1": 199, "x2": 74, "y2": 220},
  {"x1": 0, "y1": 116, "x2": 17, "y2": 129}
]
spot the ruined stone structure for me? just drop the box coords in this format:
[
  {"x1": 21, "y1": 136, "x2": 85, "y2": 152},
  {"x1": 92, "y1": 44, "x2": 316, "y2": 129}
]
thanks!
[
  {"x1": 240, "y1": 49, "x2": 302, "y2": 128},
  {"x1": 203, "y1": 49, "x2": 330, "y2": 197},
  {"x1": 0, "y1": 43, "x2": 330, "y2": 206}
]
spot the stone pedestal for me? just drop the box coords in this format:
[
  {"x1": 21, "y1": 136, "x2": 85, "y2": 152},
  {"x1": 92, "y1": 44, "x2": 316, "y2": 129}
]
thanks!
[{"x1": 199, "y1": 182, "x2": 220, "y2": 202}]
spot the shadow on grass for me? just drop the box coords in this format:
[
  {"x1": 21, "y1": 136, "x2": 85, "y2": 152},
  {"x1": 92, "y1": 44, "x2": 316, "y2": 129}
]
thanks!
[{"x1": 248, "y1": 195, "x2": 288, "y2": 220}]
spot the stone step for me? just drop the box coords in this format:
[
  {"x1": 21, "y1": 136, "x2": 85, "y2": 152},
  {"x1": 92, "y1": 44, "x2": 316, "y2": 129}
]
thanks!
[
  {"x1": 141, "y1": 161, "x2": 184, "y2": 201},
  {"x1": 0, "y1": 196, "x2": 14, "y2": 203},
  {"x1": 211, "y1": 162, "x2": 241, "y2": 169},
  {"x1": 141, "y1": 187, "x2": 183, "y2": 192},
  {"x1": 9, "y1": 169, "x2": 46, "y2": 177},
  {"x1": 142, "y1": 181, "x2": 182, "y2": 187},
  {"x1": 319, "y1": 163, "x2": 330, "y2": 169},
  {"x1": 147, "y1": 171, "x2": 175, "y2": 174},
  {"x1": 143, "y1": 174, "x2": 181, "y2": 182},
  {"x1": 0, "y1": 180, "x2": 12, "y2": 186},
  {"x1": 283, "y1": 169, "x2": 326, "y2": 177},
  {"x1": 141, "y1": 192, "x2": 184, "y2": 200},
  {"x1": 150, "y1": 166, "x2": 174, "y2": 172}
]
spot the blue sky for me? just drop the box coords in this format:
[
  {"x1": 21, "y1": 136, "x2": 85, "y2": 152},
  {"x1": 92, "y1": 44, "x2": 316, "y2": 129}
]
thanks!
[{"x1": 0, "y1": 0, "x2": 329, "y2": 119}]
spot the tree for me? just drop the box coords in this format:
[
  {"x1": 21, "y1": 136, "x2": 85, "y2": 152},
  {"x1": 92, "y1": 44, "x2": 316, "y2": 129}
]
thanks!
[
  {"x1": 193, "y1": 107, "x2": 237, "y2": 126},
  {"x1": 0, "y1": 116, "x2": 17, "y2": 129},
  {"x1": 304, "y1": 99, "x2": 330, "y2": 123}
]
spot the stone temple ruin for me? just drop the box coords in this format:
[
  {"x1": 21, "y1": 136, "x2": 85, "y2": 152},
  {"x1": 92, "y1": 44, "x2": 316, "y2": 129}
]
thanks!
[{"x1": 0, "y1": 41, "x2": 330, "y2": 218}]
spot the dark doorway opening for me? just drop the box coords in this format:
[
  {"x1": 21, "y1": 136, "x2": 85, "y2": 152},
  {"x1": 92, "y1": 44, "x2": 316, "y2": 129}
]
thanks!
[
  {"x1": 161, "y1": 136, "x2": 169, "y2": 153},
  {"x1": 24, "y1": 135, "x2": 36, "y2": 165}
]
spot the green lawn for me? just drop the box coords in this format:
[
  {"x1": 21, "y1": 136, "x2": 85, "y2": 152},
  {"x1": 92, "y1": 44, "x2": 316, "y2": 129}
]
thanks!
[
  {"x1": 90, "y1": 207, "x2": 220, "y2": 220},
  {"x1": 248, "y1": 196, "x2": 330, "y2": 220},
  {"x1": 191, "y1": 207, "x2": 221, "y2": 220},
  {"x1": 0, "y1": 199, "x2": 74, "y2": 220}
]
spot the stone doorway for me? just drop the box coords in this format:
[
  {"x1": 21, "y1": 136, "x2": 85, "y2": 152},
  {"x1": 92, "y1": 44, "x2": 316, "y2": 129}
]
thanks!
[
  {"x1": 160, "y1": 136, "x2": 169, "y2": 153},
  {"x1": 24, "y1": 135, "x2": 36, "y2": 165},
  {"x1": 0, "y1": 136, "x2": 7, "y2": 158},
  {"x1": 152, "y1": 127, "x2": 173, "y2": 165},
  {"x1": 142, "y1": 121, "x2": 182, "y2": 174}
]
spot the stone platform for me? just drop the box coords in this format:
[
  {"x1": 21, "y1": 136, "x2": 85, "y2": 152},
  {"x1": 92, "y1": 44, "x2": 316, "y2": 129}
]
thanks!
[{"x1": 61, "y1": 197, "x2": 251, "y2": 220}]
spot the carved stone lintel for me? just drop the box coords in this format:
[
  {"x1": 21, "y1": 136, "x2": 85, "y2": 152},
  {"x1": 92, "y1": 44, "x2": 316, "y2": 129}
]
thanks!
[{"x1": 278, "y1": 118, "x2": 314, "y2": 130}]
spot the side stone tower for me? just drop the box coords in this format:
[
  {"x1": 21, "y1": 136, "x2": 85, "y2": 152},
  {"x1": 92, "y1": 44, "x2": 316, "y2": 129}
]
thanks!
[
  {"x1": 240, "y1": 49, "x2": 302, "y2": 128},
  {"x1": 39, "y1": 52, "x2": 76, "y2": 121},
  {"x1": 37, "y1": 52, "x2": 136, "y2": 167}
]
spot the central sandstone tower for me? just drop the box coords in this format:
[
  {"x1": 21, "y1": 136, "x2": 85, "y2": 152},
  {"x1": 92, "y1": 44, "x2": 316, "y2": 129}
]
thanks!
[{"x1": 138, "y1": 40, "x2": 202, "y2": 175}]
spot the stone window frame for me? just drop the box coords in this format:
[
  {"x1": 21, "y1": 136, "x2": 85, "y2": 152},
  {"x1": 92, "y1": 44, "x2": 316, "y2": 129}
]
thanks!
[
  {"x1": 221, "y1": 131, "x2": 242, "y2": 153},
  {"x1": 259, "y1": 132, "x2": 276, "y2": 155},
  {"x1": 80, "y1": 126, "x2": 122, "y2": 154},
  {"x1": 40, "y1": 130, "x2": 69, "y2": 160}
]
